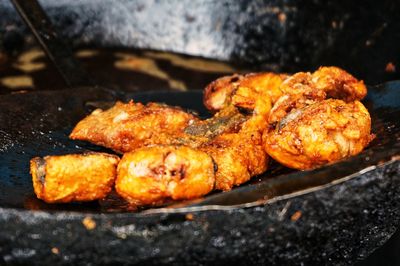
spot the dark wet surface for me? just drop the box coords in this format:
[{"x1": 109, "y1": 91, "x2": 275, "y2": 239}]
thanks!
[{"x1": 0, "y1": 47, "x2": 244, "y2": 94}]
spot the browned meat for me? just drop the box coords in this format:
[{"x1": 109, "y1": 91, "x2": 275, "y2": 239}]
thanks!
[
  {"x1": 264, "y1": 99, "x2": 374, "y2": 170},
  {"x1": 70, "y1": 101, "x2": 199, "y2": 153},
  {"x1": 115, "y1": 145, "x2": 215, "y2": 205},
  {"x1": 30, "y1": 152, "x2": 119, "y2": 203},
  {"x1": 269, "y1": 66, "x2": 367, "y2": 125},
  {"x1": 203, "y1": 72, "x2": 287, "y2": 112}
]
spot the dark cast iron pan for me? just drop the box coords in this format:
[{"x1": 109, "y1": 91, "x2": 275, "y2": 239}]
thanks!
[{"x1": 0, "y1": 0, "x2": 399, "y2": 265}]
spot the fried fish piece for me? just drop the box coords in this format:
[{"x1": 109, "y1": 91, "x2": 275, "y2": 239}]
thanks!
[
  {"x1": 30, "y1": 152, "x2": 119, "y2": 203},
  {"x1": 311, "y1": 66, "x2": 367, "y2": 102},
  {"x1": 115, "y1": 145, "x2": 215, "y2": 206},
  {"x1": 279, "y1": 66, "x2": 366, "y2": 101},
  {"x1": 203, "y1": 72, "x2": 287, "y2": 112},
  {"x1": 194, "y1": 96, "x2": 270, "y2": 191},
  {"x1": 200, "y1": 129, "x2": 268, "y2": 191},
  {"x1": 186, "y1": 94, "x2": 270, "y2": 191},
  {"x1": 70, "y1": 98, "x2": 258, "y2": 153},
  {"x1": 269, "y1": 66, "x2": 367, "y2": 125},
  {"x1": 264, "y1": 99, "x2": 374, "y2": 170},
  {"x1": 184, "y1": 105, "x2": 248, "y2": 140},
  {"x1": 203, "y1": 74, "x2": 243, "y2": 112},
  {"x1": 70, "y1": 101, "x2": 199, "y2": 153}
]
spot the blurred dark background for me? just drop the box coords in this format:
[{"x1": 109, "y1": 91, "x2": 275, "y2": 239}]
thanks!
[{"x1": 0, "y1": 0, "x2": 399, "y2": 265}]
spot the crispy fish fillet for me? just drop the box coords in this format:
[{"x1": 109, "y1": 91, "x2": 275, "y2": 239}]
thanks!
[
  {"x1": 265, "y1": 66, "x2": 372, "y2": 170},
  {"x1": 269, "y1": 66, "x2": 367, "y2": 125},
  {"x1": 115, "y1": 145, "x2": 215, "y2": 205},
  {"x1": 264, "y1": 99, "x2": 374, "y2": 170},
  {"x1": 70, "y1": 100, "x2": 251, "y2": 153},
  {"x1": 70, "y1": 101, "x2": 199, "y2": 153},
  {"x1": 203, "y1": 72, "x2": 287, "y2": 112},
  {"x1": 278, "y1": 66, "x2": 366, "y2": 101},
  {"x1": 198, "y1": 97, "x2": 270, "y2": 190},
  {"x1": 200, "y1": 129, "x2": 268, "y2": 190},
  {"x1": 30, "y1": 152, "x2": 119, "y2": 203},
  {"x1": 311, "y1": 66, "x2": 367, "y2": 101}
]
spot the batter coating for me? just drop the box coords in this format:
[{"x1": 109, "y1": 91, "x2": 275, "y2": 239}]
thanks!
[
  {"x1": 199, "y1": 96, "x2": 270, "y2": 190},
  {"x1": 201, "y1": 129, "x2": 267, "y2": 190},
  {"x1": 203, "y1": 72, "x2": 287, "y2": 112},
  {"x1": 264, "y1": 99, "x2": 374, "y2": 170},
  {"x1": 116, "y1": 146, "x2": 215, "y2": 206},
  {"x1": 269, "y1": 66, "x2": 367, "y2": 125},
  {"x1": 70, "y1": 101, "x2": 199, "y2": 153},
  {"x1": 30, "y1": 152, "x2": 119, "y2": 203}
]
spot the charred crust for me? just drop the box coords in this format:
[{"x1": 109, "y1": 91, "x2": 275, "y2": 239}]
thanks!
[
  {"x1": 179, "y1": 165, "x2": 186, "y2": 179},
  {"x1": 32, "y1": 157, "x2": 46, "y2": 185},
  {"x1": 237, "y1": 106, "x2": 253, "y2": 115},
  {"x1": 231, "y1": 86, "x2": 239, "y2": 95},
  {"x1": 210, "y1": 85, "x2": 217, "y2": 92},
  {"x1": 152, "y1": 165, "x2": 166, "y2": 176},
  {"x1": 268, "y1": 122, "x2": 278, "y2": 130},
  {"x1": 211, "y1": 157, "x2": 218, "y2": 174},
  {"x1": 230, "y1": 76, "x2": 240, "y2": 83},
  {"x1": 164, "y1": 151, "x2": 172, "y2": 160}
]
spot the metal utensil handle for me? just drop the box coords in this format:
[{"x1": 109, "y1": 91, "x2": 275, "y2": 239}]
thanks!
[{"x1": 10, "y1": 0, "x2": 94, "y2": 88}]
